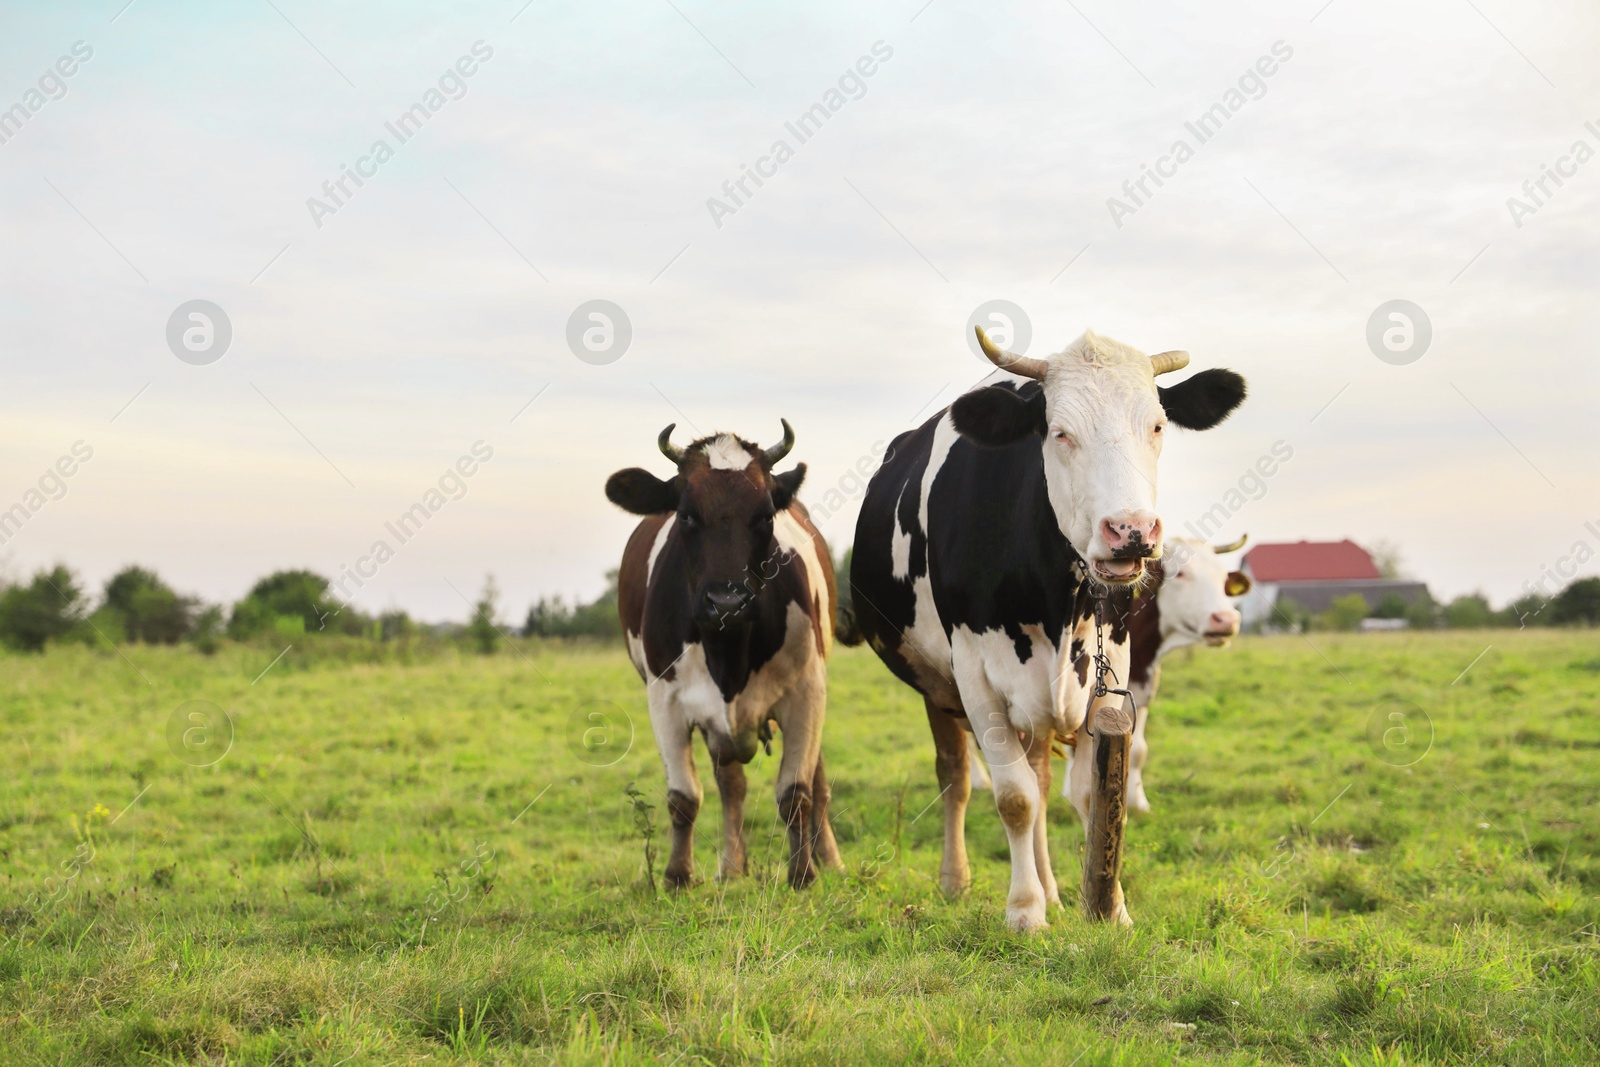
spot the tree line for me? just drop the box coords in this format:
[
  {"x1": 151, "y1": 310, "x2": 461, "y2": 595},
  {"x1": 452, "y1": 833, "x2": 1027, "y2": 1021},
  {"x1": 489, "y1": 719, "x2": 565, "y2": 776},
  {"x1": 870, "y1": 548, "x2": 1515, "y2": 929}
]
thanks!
[
  {"x1": 2, "y1": 559, "x2": 1593, "y2": 655},
  {"x1": 1274, "y1": 580, "x2": 1600, "y2": 633},
  {"x1": 0, "y1": 563, "x2": 622, "y2": 655}
]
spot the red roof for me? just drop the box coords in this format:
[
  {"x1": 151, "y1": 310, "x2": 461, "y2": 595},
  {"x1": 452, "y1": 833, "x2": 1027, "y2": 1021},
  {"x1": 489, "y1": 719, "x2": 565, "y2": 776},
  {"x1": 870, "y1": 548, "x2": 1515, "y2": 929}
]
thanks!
[{"x1": 1242, "y1": 540, "x2": 1381, "y2": 582}]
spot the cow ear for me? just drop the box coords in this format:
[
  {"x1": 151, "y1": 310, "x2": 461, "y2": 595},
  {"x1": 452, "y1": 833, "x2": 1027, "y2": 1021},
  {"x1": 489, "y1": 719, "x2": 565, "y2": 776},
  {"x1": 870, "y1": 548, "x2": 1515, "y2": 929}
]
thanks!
[
  {"x1": 605, "y1": 468, "x2": 679, "y2": 515},
  {"x1": 951, "y1": 386, "x2": 1046, "y2": 446},
  {"x1": 1225, "y1": 570, "x2": 1252, "y2": 596},
  {"x1": 771, "y1": 463, "x2": 807, "y2": 510},
  {"x1": 1158, "y1": 369, "x2": 1247, "y2": 430}
]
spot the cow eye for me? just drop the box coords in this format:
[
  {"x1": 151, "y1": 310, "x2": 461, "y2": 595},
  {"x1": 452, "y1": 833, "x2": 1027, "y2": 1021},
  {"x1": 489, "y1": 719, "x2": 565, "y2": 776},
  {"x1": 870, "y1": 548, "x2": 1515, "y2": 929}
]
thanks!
[
  {"x1": 678, "y1": 512, "x2": 698, "y2": 530},
  {"x1": 1051, "y1": 429, "x2": 1072, "y2": 445},
  {"x1": 1153, "y1": 423, "x2": 1165, "y2": 435}
]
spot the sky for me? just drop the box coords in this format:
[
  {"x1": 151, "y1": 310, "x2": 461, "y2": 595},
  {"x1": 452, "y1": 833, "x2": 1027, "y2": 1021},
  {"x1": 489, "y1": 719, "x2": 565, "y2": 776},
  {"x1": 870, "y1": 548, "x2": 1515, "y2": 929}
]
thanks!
[{"x1": 1, "y1": 0, "x2": 1597, "y2": 624}]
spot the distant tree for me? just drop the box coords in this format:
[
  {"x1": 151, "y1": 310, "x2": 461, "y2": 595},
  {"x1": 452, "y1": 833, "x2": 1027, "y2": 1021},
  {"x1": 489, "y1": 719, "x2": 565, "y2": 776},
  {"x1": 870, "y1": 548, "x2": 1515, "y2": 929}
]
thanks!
[
  {"x1": 523, "y1": 569, "x2": 621, "y2": 640},
  {"x1": 192, "y1": 605, "x2": 225, "y2": 655},
  {"x1": 0, "y1": 566, "x2": 85, "y2": 652},
  {"x1": 1371, "y1": 592, "x2": 1410, "y2": 619},
  {"x1": 1272, "y1": 595, "x2": 1311, "y2": 632},
  {"x1": 1368, "y1": 540, "x2": 1407, "y2": 580},
  {"x1": 1318, "y1": 593, "x2": 1370, "y2": 632},
  {"x1": 1550, "y1": 577, "x2": 1600, "y2": 626},
  {"x1": 468, "y1": 574, "x2": 501, "y2": 654},
  {"x1": 1442, "y1": 593, "x2": 1495, "y2": 629},
  {"x1": 1404, "y1": 590, "x2": 1440, "y2": 630},
  {"x1": 228, "y1": 570, "x2": 343, "y2": 639},
  {"x1": 1500, "y1": 593, "x2": 1549, "y2": 629},
  {"x1": 103, "y1": 566, "x2": 195, "y2": 643},
  {"x1": 378, "y1": 610, "x2": 415, "y2": 641}
]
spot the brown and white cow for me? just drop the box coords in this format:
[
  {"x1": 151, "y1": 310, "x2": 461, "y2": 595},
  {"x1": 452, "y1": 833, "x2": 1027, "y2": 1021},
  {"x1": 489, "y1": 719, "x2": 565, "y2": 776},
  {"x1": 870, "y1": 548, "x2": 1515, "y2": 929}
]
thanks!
[
  {"x1": 968, "y1": 534, "x2": 1251, "y2": 810},
  {"x1": 606, "y1": 421, "x2": 842, "y2": 889}
]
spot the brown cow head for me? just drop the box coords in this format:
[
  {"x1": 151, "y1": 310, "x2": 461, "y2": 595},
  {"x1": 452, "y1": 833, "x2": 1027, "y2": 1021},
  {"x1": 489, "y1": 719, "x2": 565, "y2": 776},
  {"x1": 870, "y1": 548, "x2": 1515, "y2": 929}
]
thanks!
[{"x1": 606, "y1": 421, "x2": 806, "y2": 629}]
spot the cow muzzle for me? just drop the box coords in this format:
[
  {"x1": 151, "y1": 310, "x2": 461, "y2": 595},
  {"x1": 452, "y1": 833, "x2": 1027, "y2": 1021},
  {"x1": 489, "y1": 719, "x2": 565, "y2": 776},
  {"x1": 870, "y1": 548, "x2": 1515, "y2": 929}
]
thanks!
[
  {"x1": 1203, "y1": 608, "x2": 1242, "y2": 646},
  {"x1": 696, "y1": 582, "x2": 756, "y2": 629},
  {"x1": 1093, "y1": 512, "x2": 1161, "y2": 584}
]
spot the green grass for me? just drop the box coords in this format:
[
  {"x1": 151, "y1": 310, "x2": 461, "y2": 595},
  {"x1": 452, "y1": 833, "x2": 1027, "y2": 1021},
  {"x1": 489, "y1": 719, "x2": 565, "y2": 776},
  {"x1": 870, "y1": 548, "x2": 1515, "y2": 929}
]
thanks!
[{"x1": 2, "y1": 630, "x2": 1597, "y2": 1065}]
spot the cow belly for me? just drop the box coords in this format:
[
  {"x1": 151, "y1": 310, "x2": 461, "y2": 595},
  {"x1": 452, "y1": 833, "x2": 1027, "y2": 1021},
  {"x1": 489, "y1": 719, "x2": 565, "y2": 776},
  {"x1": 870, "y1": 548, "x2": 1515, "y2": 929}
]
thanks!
[
  {"x1": 950, "y1": 624, "x2": 1078, "y2": 737},
  {"x1": 891, "y1": 572, "x2": 960, "y2": 709},
  {"x1": 732, "y1": 601, "x2": 821, "y2": 727},
  {"x1": 655, "y1": 601, "x2": 820, "y2": 748}
]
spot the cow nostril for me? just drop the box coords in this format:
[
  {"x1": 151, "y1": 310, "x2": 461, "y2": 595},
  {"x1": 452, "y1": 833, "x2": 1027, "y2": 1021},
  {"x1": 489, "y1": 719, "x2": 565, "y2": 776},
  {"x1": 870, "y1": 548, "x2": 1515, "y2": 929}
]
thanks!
[{"x1": 702, "y1": 587, "x2": 752, "y2": 619}]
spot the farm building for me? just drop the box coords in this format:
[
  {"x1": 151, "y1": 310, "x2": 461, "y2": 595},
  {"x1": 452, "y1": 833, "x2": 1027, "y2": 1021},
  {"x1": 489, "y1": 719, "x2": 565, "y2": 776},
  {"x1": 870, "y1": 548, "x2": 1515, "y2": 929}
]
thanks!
[{"x1": 1236, "y1": 539, "x2": 1430, "y2": 629}]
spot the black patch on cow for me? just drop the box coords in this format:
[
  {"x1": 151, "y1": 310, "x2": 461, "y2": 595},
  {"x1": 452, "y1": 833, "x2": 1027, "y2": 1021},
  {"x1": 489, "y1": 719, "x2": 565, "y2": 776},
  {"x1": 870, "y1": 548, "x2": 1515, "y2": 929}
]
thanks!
[
  {"x1": 850, "y1": 421, "x2": 936, "y2": 693},
  {"x1": 606, "y1": 468, "x2": 680, "y2": 515},
  {"x1": 949, "y1": 385, "x2": 1047, "y2": 446},
  {"x1": 1005, "y1": 620, "x2": 1032, "y2": 664},
  {"x1": 1158, "y1": 369, "x2": 1247, "y2": 431},
  {"x1": 771, "y1": 464, "x2": 807, "y2": 510},
  {"x1": 854, "y1": 380, "x2": 1092, "y2": 682},
  {"x1": 925, "y1": 410, "x2": 1084, "y2": 649}
]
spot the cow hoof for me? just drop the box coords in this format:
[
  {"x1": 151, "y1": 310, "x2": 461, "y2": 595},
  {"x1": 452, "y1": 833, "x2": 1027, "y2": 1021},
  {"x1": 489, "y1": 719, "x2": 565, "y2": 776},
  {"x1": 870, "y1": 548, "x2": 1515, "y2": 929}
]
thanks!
[
  {"x1": 1006, "y1": 899, "x2": 1048, "y2": 932},
  {"x1": 664, "y1": 867, "x2": 694, "y2": 890},
  {"x1": 939, "y1": 874, "x2": 971, "y2": 898},
  {"x1": 1128, "y1": 787, "x2": 1151, "y2": 815},
  {"x1": 998, "y1": 889, "x2": 1049, "y2": 927}
]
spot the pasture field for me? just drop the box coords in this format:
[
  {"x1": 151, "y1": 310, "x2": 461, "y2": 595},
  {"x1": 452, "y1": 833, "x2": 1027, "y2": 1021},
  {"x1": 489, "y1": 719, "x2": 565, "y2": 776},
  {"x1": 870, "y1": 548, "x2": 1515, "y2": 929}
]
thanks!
[{"x1": 2, "y1": 630, "x2": 1598, "y2": 1065}]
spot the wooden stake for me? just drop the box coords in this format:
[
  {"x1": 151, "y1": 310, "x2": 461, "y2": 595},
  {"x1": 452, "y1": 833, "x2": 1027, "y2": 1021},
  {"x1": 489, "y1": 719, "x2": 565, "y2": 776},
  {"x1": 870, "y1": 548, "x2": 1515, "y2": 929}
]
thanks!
[{"x1": 1081, "y1": 703, "x2": 1133, "y2": 925}]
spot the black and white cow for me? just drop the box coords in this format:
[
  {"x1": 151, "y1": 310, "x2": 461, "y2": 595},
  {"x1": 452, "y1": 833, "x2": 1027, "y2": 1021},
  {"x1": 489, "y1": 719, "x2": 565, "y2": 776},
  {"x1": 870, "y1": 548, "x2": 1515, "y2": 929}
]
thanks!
[
  {"x1": 849, "y1": 327, "x2": 1245, "y2": 929},
  {"x1": 607, "y1": 422, "x2": 842, "y2": 889}
]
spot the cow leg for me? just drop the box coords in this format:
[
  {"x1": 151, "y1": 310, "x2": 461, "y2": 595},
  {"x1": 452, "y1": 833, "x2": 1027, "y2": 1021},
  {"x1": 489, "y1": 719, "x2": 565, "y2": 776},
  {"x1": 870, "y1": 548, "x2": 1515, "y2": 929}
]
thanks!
[
  {"x1": 712, "y1": 759, "x2": 748, "y2": 878},
  {"x1": 1026, "y1": 731, "x2": 1061, "y2": 909},
  {"x1": 809, "y1": 753, "x2": 844, "y2": 872},
  {"x1": 970, "y1": 701, "x2": 1049, "y2": 932},
  {"x1": 648, "y1": 687, "x2": 702, "y2": 888},
  {"x1": 967, "y1": 733, "x2": 992, "y2": 792},
  {"x1": 773, "y1": 666, "x2": 825, "y2": 889},
  {"x1": 925, "y1": 701, "x2": 973, "y2": 896}
]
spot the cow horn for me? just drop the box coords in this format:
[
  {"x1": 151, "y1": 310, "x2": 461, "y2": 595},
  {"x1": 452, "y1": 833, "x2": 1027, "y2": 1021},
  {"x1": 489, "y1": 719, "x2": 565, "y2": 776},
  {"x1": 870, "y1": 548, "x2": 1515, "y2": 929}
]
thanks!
[
  {"x1": 1150, "y1": 350, "x2": 1190, "y2": 376},
  {"x1": 1212, "y1": 533, "x2": 1248, "y2": 554},
  {"x1": 762, "y1": 419, "x2": 795, "y2": 467},
  {"x1": 658, "y1": 424, "x2": 686, "y2": 465},
  {"x1": 975, "y1": 326, "x2": 1048, "y2": 380}
]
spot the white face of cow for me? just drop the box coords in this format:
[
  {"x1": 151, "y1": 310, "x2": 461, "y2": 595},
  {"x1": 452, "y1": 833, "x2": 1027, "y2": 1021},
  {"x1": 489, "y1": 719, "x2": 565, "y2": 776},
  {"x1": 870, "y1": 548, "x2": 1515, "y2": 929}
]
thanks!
[
  {"x1": 952, "y1": 326, "x2": 1247, "y2": 588},
  {"x1": 1157, "y1": 537, "x2": 1247, "y2": 647},
  {"x1": 1038, "y1": 332, "x2": 1167, "y2": 582}
]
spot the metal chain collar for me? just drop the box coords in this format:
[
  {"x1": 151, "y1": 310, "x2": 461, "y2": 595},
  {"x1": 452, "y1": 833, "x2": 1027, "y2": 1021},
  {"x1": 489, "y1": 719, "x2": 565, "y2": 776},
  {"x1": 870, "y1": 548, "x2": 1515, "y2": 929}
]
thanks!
[{"x1": 1085, "y1": 594, "x2": 1137, "y2": 736}]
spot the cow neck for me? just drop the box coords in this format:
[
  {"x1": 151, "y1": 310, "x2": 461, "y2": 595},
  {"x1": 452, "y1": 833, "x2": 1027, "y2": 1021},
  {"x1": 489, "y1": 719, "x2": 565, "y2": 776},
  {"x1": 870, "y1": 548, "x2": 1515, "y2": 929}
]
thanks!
[
  {"x1": 1031, "y1": 462, "x2": 1091, "y2": 649},
  {"x1": 692, "y1": 532, "x2": 790, "y2": 705},
  {"x1": 697, "y1": 619, "x2": 755, "y2": 704}
]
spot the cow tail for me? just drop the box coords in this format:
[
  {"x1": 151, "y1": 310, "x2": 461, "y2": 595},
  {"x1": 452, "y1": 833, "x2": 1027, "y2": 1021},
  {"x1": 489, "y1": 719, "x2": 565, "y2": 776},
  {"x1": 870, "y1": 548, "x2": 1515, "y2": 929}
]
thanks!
[{"x1": 835, "y1": 604, "x2": 864, "y2": 647}]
